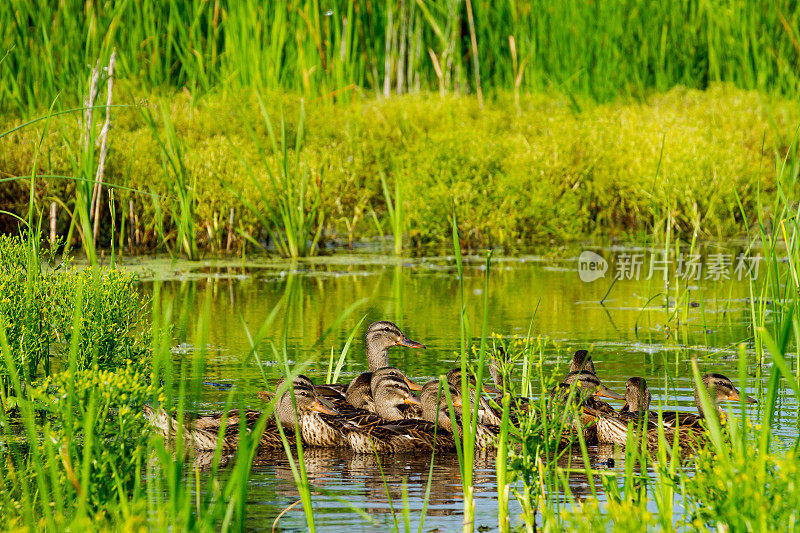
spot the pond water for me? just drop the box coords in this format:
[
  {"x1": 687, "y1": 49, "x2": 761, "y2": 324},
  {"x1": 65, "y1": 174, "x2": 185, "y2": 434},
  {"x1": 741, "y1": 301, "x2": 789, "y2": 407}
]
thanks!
[{"x1": 126, "y1": 244, "x2": 798, "y2": 531}]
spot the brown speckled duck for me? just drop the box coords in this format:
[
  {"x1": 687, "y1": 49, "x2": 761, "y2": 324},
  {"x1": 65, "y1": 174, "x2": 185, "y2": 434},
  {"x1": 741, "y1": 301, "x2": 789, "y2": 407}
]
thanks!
[
  {"x1": 344, "y1": 366, "x2": 423, "y2": 414},
  {"x1": 330, "y1": 373, "x2": 430, "y2": 453},
  {"x1": 446, "y1": 367, "x2": 503, "y2": 426},
  {"x1": 551, "y1": 369, "x2": 625, "y2": 445}
]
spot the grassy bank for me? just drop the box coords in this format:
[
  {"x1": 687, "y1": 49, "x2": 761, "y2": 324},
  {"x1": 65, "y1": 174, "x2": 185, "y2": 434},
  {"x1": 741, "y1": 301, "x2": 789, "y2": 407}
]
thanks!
[
  {"x1": 1, "y1": 86, "x2": 798, "y2": 255},
  {"x1": 2, "y1": 1, "x2": 799, "y2": 113}
]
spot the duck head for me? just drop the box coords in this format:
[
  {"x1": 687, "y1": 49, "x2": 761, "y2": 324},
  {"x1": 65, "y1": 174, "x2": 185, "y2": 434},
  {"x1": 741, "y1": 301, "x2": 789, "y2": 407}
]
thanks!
[
  {"x1": 569, "y1": 350, "x2": 596, "y2": 375},
  {"x1": 372, "y1": 374, "x2": 421, "y2": 421},
  {"x1": 370, "y1": 366, "x2": 423, "y2": 393},
  {"x1": 695, "y1": 373, "x2": 757, "y2": 418},
  {"x1": 620, "y1": 376, "x2": 652, "y2": 414},
  {"x1": 274, "y1": 375, "x2": 339, "y2": 428},
  {"x1": 365, "y1": 321, "x2": 426, "y2": 371}
]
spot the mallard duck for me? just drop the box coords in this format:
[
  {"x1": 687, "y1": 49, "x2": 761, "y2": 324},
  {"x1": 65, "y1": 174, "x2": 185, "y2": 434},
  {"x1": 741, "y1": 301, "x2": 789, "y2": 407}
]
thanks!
[
  {"x1": 446, "y1": 367, "x2": 503, "y2": 426},
  {"x1": 329, "y1": 374, "x2": 431, "y2": 453},
  {"x1": 417, "y1": 379, "x2": 499, "y2": 451},
  {"x1": 314, "y1": 321, "x2": 425, "y2": 404},
  {"x1": 143, "y1": 375, "x2": 340, "y2": 451},
  {"x1": 660, "y1": 373, "x2": 757, "y2": 428},
  {"x1": 551, "y1": 370, "x2": 625, "y2": 444},
  {"x1": 583, "y1": 377, "x2": 667, "y2": 448},
  {"x1": 258, "y1": 321, "x2": 424, "y2": 412}
]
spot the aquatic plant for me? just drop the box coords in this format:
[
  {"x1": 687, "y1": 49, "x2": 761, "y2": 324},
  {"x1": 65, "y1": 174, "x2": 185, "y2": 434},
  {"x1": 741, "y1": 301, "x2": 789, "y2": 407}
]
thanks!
[{"x1": 0, "y1": 234, "x2": 150, "y2": 396}]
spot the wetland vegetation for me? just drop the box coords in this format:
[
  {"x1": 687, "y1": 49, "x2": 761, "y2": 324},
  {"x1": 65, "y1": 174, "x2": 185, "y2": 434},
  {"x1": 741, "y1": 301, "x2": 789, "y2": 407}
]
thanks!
[{"x1": 1, "y1": 0, "x2": 800, "y2": 531}]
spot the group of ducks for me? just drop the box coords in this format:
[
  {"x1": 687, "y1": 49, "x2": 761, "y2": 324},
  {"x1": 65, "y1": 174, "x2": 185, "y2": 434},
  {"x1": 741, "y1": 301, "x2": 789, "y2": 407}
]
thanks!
[
  {"x1": 144, "y1": 321, "x2": 756, "y2": 455},
  {"x1": 558, "y1": 349, "x2": 757, "y2": 449}
]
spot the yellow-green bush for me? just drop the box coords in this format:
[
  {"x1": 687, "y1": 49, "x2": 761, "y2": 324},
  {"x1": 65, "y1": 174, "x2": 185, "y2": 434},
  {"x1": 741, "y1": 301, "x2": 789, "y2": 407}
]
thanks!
[{"x1": 1, "y1": 85, "x2": 797, "y2": 252}]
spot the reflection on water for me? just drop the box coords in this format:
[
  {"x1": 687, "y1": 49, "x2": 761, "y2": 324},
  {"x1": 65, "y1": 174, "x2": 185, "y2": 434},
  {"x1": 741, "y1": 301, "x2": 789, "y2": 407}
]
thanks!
[{"x1": 127, "y1": 248, "x2": 797, "y2": 530}]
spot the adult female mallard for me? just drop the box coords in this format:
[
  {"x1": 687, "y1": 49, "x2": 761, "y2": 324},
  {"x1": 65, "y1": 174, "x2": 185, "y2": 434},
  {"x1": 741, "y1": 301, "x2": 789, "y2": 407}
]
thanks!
[
  {"x1": 143, "y1": 375, "x2": 339, "y2": 451},
  {"x1": 584, "y1": 376, "x2": 666, "y2": 448},
  {"x1": 315, "y1": 321, "x2": 425, "y2": 407},
  {"x1": 259, "y1": 321, "x2": 424, "y2": 413}
]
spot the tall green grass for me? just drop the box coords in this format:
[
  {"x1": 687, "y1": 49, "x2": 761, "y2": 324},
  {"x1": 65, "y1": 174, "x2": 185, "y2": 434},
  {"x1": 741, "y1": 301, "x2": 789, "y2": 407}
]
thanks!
[
  {"x1": 225, "y1": 96, "x2": 324, "y2": 258},
  {"x1": 2, "y1": 1, "x2": 800, "y2": 113}
]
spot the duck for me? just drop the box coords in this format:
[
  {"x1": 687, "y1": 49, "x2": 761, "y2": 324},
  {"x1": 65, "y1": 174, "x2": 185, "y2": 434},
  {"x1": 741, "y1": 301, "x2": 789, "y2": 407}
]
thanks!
[
  {"x1": 329, "y1": 374, "x2": 436, "y2": 453},
  {"x1": 583, "y1": 377, "x2": 668, "y2": 448},
  {"x1": 569, "y1": 349, "x2": 596, "y2": 374},
  {"x1": 343, "y1": 366, "x2": 423, "y2": 414},
  {"x1": 143, "y1": 375, "x2": 340, "y2": 452},
  {"x1": 659, "y1": 373, "x2": 757, "y2": 428},
  {"x1": 316, "y1": 321, "x2": 425, "y2": 403},
  {"x1": 446, "y1": 367, "x2": 504, "y2": 426},
  {"x1": 550, "y1": 370, "x2": 625, "y2": 445},
  {"x1": 418, "y1": 379, "x2": 500, "y2": 450}
]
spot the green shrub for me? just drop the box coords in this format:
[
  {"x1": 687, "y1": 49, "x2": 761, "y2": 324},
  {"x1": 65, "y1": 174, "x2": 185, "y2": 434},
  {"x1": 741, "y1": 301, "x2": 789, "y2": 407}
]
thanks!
[
  {"x1": 29, "y1": 362, "x2": 163, "y2": 517},
  {"x1": 0, "y1": 234, "x2": 151, "y2": 395}
]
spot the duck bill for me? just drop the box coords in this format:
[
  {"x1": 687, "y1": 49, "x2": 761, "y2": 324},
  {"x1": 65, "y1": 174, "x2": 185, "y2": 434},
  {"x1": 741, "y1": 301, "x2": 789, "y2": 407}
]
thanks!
[
  {"x1": 594, "y1": 385, "x2": 625, "y2": 400},
  {"x1": 403, "y1": 396, "x2": 422, "y2": 407},
  {"x1": 310, "y1": 398, "x2": 339, "y2": 416},
  {"x1": 396, "y1": 335, "x2": 426, "y2": 349},
  {"x1": 581, "y1": 405, "x2": 600, "y2": 417},
  {"x1": 483, "y1": 384, "x2": 502, "y2": 394},
  {"x1": 729, "y1": 389, "x2": 758, "y2": 404},
  {"x1": 451, "y1": 396, "x2": 463, "y2": 408},
  {"x1": 405, "y1": 379, "x2": 423, "y2": 391}
]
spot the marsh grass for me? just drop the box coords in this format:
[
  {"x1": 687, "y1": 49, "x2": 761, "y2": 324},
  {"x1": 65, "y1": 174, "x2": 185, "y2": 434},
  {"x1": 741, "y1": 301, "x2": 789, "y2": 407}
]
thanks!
[
  {"x1": 225, "y1": 96, "x2": 323, "y2": 258},
  {"x1": 2, "y1": 0, "x2": 800, "y2": 114},
  {"x1": 380, "y1": 171, "x2": 404, "y2": 255},
  {"x1": 141, "y1": 103, "x2": 198, "y2": 260},
  {"x1": 3, "y1": 87, "x2": 796, "y2": 253}
]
